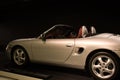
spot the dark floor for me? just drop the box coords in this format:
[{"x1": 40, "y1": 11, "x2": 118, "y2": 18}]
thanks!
[{"x1": 0, "y1": 51, "x2": 93, "y2": 80}]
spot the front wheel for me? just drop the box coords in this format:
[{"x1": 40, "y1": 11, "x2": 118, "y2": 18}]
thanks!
[
  {"x1": 12, "y1": 47, "x2": 29, "y2": 66},
  {"x1": 89, "y1": 52, "x2": 120, "y2": 80}
]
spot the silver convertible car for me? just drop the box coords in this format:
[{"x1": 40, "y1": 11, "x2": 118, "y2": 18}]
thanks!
[{"x1": 6, "y1": 24, "x2": 120, "y2": 80}]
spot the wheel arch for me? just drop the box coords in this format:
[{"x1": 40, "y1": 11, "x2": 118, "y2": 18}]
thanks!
[{"x1": 85, "y1": 49, "x2": 120, "y2": 70}]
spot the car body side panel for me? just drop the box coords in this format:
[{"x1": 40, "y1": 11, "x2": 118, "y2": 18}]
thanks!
[
  {"x1": 65, "y1": 37, "x2": 120, "y2": 69},
  {"x1": 6, "y1": 38, "x2": 34, "y2": 61},
  {"x1": 31, "y1": 39, "x2": 75, "y2": 63},
  {"x1": 6, "y1": 36, "x2": 120, "y2": 70}
]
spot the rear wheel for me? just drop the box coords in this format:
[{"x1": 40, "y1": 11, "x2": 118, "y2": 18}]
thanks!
[
  {"x1": 89, "y1": 52, "x2": 120, "y2": 80},
  {"x1": 12, "y1": 47, "x2": 29, "y2": 66}
]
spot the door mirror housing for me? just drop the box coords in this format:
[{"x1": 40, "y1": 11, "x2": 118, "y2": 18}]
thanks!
[{"x1": 40, "y1": 34, "x2": 46, "y2": 41}]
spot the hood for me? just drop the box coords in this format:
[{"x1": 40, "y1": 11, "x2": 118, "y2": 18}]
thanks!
[{"x1": 93, "y1": 33, "x2": 120, "y2": 41}]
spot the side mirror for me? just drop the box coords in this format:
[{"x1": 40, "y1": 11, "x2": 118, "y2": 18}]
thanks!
[{"x1": 40, "y1": 34, "x2": 46, "y2": 41}]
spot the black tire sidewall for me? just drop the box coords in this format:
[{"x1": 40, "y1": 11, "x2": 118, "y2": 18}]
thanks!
[{"x1": 88, "y1": 52, "x2": 119, "y2": 80}]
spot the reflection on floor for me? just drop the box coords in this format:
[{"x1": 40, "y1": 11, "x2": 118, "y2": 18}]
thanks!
[{"x1": 0, "y1": 71, "x2": 43, "y2": 80}]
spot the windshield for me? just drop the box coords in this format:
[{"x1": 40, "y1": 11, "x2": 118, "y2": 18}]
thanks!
[{"x1": 38, "y1": 24, "x2": 75, "y2": 39}]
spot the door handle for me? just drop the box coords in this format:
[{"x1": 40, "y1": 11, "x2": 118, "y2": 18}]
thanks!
[{"x1": 66, "y1": 43, "x2": 73, "y2": 47}]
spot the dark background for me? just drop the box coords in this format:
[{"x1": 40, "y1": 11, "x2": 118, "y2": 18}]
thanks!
[{"x1": 0, "y1": 1, "x2": 120, "y2": 48}]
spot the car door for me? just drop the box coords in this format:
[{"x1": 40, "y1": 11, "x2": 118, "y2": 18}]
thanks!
[{"x1": 32, "y1": 38, "x2": 74, "y2": 63}]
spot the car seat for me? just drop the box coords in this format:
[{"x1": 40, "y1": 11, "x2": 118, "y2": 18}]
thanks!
[{"x1": 77, "y1": 26, "x2": 88, "y2": 38}]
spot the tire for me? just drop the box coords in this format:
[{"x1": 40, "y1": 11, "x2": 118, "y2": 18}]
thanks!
[
  {"x1": 88, "y1": 52, "x2": 120, "y2": 80},
  {"x1": 11, "y1": 47, "x2": 29, "y2": 67}
]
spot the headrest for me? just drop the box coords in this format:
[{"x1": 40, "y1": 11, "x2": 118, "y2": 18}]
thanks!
[
  {"x1": 91, "y1": 26, "x2": 96, "y2": 35},
  {"x1": 82, "y1": 26, "x2": 88, "y2": 38}
]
